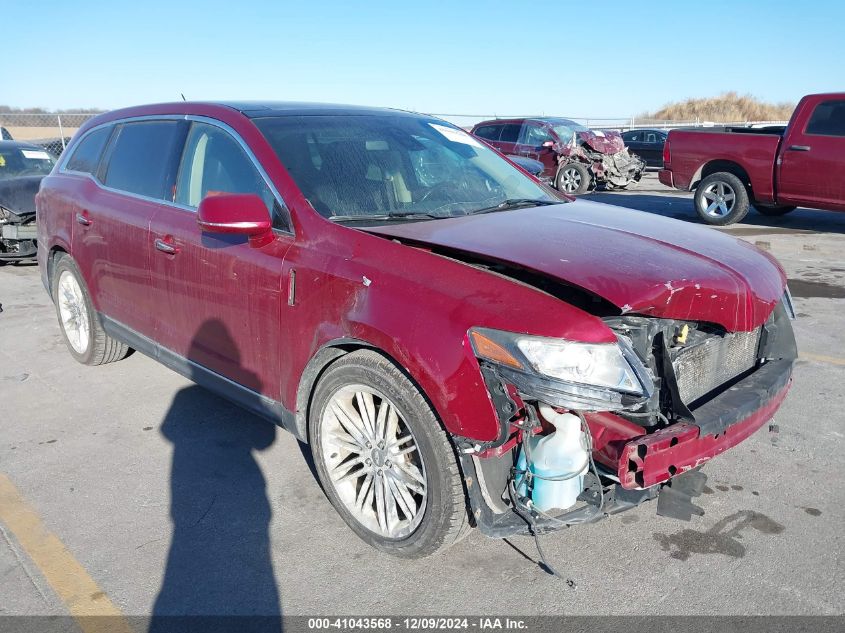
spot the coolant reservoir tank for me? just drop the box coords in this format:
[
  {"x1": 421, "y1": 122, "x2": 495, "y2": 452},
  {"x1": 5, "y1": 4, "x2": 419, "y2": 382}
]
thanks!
[{"x1": 517, "y1": 406, "x2": 589, "y2": 512}]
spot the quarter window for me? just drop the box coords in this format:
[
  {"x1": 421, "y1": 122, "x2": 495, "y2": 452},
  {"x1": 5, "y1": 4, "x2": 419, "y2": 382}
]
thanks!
[
  {"x1": 175, "y1": 122, "x2": 278, "y2": 222},
  {"x1": 805, "y1": 100, "x2": 845, "y2": 137},
  {"x1": 103, "y1": 121, "x2": 182, "y2": 199},
  {"x1": 66, "y1": 126, "x2": 112, "y2": 176},
  {"x1": 473, "y1": 125, "x2": 501, "y2": 141}
]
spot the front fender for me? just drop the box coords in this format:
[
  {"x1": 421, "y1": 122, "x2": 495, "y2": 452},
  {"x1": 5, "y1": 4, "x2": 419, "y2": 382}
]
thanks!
[{"x1": 280, "y1": 228, "x2": 615, "y2": 444}]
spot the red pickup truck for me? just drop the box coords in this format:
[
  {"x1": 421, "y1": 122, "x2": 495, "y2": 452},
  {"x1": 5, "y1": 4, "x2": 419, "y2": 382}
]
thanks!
[{"x1": 659, "y1": 93, "x2": 845, "y2": 225}]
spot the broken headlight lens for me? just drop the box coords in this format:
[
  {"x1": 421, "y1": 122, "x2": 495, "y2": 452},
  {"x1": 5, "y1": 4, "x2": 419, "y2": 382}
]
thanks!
[{"x1": 469, "y1": 327, "x2": 651, "y2": 410}]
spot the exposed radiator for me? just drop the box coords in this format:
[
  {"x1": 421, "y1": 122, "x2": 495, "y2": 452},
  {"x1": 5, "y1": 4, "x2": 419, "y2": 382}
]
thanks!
[{"x1": 673, "y1": 328, "x2": 761, "y2": 405}]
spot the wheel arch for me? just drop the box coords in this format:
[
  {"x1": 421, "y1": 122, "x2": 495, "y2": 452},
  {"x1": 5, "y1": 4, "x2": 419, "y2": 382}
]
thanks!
[
  {"x1": 295, "y1": 338, "x2": 408, "y2": 443},
  {"x1": 294, "y1": 336, "x2": 479, "y2": 456},
  {"x1": 691, "y1": 160, "x2": 753, "y2": 195},
  {"x1": 46, "y1": 244, "x2": 70, "y2": 300}
]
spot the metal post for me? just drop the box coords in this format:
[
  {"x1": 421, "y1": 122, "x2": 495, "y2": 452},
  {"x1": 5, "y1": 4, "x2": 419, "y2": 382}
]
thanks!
[{"x1": 57, "y1": 115, "x2": 66, "y2": 150}]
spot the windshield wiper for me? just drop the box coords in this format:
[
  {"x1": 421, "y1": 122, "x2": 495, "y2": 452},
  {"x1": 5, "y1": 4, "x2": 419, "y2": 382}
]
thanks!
[
  {"x1": 329, "y1": 212, "x2": 445, "y2": 223},
  {"x1": 466, "y1": 198, "x2": 558, "y2": 216}
]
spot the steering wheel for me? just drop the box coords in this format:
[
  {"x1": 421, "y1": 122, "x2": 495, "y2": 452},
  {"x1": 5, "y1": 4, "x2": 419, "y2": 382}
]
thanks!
[{"x1": 418, "y1": 181, "x2": 460, "y2": 204}]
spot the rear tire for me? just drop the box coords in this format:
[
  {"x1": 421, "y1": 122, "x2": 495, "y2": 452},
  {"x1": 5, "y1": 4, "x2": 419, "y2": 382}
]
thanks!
[
  {"x1": 753, "y1": 203, "x2": 797, "y2": 217},
  {"x1": 308, "y1": 350, "x2": 469, "y2": 558},
  {"x1": 694, "y1": 172, "x2": 749, "y2": 225},
  {"x1": 51, "y1": 254, "x2": 132, "y2": 366},
  {"x1": 556, "y1": 162, "x2": 591, "y2": 195}
]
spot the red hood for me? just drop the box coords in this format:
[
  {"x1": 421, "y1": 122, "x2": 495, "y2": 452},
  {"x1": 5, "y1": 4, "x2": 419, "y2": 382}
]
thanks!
[
  {"x1": 364, "y1": 201, "x2": 786, "y2": 332},
  {"x1": 577, "y1": 130, "x2": 625, "y2": 154}
]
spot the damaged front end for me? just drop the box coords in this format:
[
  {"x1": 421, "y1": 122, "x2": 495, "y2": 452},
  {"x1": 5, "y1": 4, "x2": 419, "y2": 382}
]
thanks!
[
  {"x1": 558, "y1": 130, "x2": 645, "y2": 191},
  {"x1": 0, "y1": 176, "x2": 42, "y2": 262},
  {"x1": 0, "y1": 206, "x2": 37, "y2": 261},
  {"x1": 455, "y1": 297, "x2": 797, "y2": 537}
]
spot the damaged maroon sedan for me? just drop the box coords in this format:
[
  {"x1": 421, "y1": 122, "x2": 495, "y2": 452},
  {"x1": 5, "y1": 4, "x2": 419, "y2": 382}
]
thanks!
[
  {"x1": 37, "y1": 102, "x2": 795, "y2": 558},
  {"x1": 472, "y1": 117, "x2": 644, "y2": 194}
]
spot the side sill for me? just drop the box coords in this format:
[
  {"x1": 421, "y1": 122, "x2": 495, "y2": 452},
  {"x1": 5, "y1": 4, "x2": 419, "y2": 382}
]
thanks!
[{"x1": 100, "y1": 314, "x2": 301, "y2": 440}]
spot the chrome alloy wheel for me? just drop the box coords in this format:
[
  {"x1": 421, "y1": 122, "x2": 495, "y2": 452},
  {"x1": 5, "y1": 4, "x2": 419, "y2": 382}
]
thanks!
[
  {"x1": 320, "y1": 385, "x2": 427, "y2": 539},
  {"x1": 57, "y1": 270, "x2": 90, "y2": 354},
  {"x1": 560, "y1": 167, "x2": 582, "y2": 193},
  {"x1": 699, "y1": 180, "x2": 736, "y2": 218}
]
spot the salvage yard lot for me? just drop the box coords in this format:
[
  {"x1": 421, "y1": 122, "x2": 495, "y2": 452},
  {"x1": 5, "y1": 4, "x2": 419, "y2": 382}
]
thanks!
[{"x1": 1, "y1": 173, "x2": 843, "y2": 617}]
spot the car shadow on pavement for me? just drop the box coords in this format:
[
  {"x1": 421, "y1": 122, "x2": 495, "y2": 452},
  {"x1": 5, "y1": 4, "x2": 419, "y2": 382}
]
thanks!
[{"x1": 150, "y1": 319, "x2": 283, "y2": 633}]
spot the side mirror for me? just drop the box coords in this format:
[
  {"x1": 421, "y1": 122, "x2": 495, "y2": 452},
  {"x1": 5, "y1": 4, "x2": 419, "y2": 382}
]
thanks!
[
  {"x1": 542, "y1": 140, "x2": 555, "y2": 148},
  {"x1": 197, "y1": 193, "x2": 272, "y2": 236}
]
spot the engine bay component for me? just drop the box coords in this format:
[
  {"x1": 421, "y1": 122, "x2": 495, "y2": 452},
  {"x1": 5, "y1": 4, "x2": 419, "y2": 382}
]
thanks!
[{"x1": 515, "y1": 405, "x2": 588, "y2": 512}]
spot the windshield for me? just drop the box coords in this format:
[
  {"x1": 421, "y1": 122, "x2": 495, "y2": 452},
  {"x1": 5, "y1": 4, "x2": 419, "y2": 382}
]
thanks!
[
  {"x1": 549, "y1": 120, "x2": 589, "y2": 144},
  {"x1": 254, "y1": 114, "x2": 558, "y2": 221},
  {"x1": 0, "y1": 146, "x2": 55, "y2": 179}
]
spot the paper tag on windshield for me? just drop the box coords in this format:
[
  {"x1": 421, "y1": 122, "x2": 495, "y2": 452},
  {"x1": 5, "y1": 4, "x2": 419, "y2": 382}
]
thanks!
[
  {"x1": 429, "y1": 123, "x2": 482, "y2": 147},
  {"x1": 592, "y1": 130, "x2": 605, "y2": 137},
  {"x1": 22, "y1": 149, "x2": 52, "y2": 160}
]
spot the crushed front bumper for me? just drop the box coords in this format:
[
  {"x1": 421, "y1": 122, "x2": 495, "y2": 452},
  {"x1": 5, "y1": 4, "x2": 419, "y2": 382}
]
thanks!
[
  {"x1": 463, "y1": 358, "x2": 792, "y2": 538},
  {"x1": 615, "y1": 360, "x2": 792, "y2": 489},
  {"x1": 459, "y1": 452, "x2": 659, "y2": 538},
  {"x1": 0, "y1": 215, "x2": 38, "y2": 261}
]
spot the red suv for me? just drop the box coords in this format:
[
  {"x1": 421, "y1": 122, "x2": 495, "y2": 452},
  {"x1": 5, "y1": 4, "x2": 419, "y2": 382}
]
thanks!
[
  {"x1": 472, "y1": 117, "x2": 644, "y2": 194},
  {"x1": 37, "y1": 102, "x2": 796, "y2": 558}
]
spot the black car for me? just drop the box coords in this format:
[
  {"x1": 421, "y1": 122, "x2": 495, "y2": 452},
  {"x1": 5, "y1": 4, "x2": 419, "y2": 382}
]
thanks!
[
  {"x1": 0, "y1": 140, "x2": 56, "y2": 262},
  {"x1": 621, "y1": 128, "x2": 667, "y2": 167}
]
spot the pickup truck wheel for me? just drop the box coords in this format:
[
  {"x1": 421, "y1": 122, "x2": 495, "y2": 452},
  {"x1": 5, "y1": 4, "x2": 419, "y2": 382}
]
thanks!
[
  {"x1": 694, "y1": 172, "x2": 749, "y2": 225},
  {"x1": 51, "y1": 254, "x2": 132, "y2": 366},
  {"x1": 752, "y1": 203, "x2": 797, "y2": 217},
  {"x1": 556, "y1": 163, "x2": 591, "y2": 194},
  {"x1": 308, "y1": 350, "x2": 469, "y2": 558}
]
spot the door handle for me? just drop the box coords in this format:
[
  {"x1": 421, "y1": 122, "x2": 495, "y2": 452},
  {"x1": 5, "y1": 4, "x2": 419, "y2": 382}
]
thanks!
[
  {"x1": 75, "y1": 212, "x2": 91, "y2": 226},
  {"x1": 154, "y1": 238, "x2": 179, "y2": 255},
  {"x1": 787, "y1": 145, "x2": 811, "y2": 152}
]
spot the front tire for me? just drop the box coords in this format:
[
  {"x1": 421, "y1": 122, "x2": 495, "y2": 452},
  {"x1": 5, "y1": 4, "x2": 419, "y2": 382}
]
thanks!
[
  {"x1": 694, "y1": 172, "x2": 749, "y2": 225},
  {"x1": 51, "y1": 254, "x2": 132, "y2": 366},
  {"x1": 308, "y1": 350, "x2": 469, "y2": 558},
  {"x1": 556, "y1": 162, "x2": 591, "y2": 195},
  {"x1": 753, "y1": 203, "x2": 797, "y2": 217}
]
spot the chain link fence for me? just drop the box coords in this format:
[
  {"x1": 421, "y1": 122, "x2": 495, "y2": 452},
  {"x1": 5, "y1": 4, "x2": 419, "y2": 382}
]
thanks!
[
  {"x1": 0, "y1": 113, "x2": 98, "y2": 157},
  {"x1": 0, "y1": 111, "x2": 790, "y2": 155},
  {"x1": 429, "y1": 113, "x2": 789, "y2": 131}
]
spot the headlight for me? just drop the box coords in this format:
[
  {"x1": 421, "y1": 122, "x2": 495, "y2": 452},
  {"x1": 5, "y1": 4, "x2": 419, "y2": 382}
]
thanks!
[
  {"x1": 516, "y1": 337, "x2": 642, "y2": 393},
  {"x1": 469, "y1": 327, "x2": 652, "y2": 411}
]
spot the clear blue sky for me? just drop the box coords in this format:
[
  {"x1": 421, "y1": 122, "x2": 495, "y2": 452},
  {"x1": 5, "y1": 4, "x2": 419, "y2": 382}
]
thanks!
[{"x1": 1, "y1": 0, "x2": 842, "y2": 118}]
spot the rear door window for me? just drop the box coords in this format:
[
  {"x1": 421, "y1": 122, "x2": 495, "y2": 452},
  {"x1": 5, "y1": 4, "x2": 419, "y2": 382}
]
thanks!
[
  {"x1": 66, "y1": 126, "x2": 113, "y2": 176},
  {"x1": 499, "y1": 124, "x2": 521, "y2": 143},
  {"x1": 805, "y1": 100, "x2": 845, "y2": 137},
  {"x1": 102, "y1": 121, "x2": 183, "y2": 199}
]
